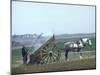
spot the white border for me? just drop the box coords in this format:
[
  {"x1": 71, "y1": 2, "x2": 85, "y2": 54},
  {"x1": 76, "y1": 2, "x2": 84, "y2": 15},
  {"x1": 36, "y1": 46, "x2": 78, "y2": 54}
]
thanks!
[
  {"x1": 0, "y1": 0, "x2": 99, "y2": 75},
  {"x1": 0, "y1": 0, "x2": 10, "y2": 75}
]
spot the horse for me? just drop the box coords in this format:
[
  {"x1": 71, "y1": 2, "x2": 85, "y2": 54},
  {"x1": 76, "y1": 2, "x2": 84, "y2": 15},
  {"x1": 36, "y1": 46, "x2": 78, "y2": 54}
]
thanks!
[{"x1": 64, "y1": 38, "x2": 92, "y2": 61}]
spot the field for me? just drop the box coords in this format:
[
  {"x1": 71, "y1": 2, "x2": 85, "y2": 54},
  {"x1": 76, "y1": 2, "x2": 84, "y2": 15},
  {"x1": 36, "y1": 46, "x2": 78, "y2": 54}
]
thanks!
[
  {"x1": 11, "y1": 36, "x2": 96, "y2": 74},
  {"x1": 12, "y1": 58, "x2": 96, "y2": 74}
]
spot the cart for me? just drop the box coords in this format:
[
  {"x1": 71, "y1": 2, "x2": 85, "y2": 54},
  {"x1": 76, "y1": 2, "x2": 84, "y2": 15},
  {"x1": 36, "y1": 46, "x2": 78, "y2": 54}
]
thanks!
[{"x1": 28, "y1": 34, "x2": 61, "y2": 64}]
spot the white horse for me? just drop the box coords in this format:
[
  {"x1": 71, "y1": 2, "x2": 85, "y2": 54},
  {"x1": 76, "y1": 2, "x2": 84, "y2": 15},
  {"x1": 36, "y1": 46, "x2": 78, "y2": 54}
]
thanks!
[{"x1": 64, "y1": 38, "x2": 92, "y2": 60}]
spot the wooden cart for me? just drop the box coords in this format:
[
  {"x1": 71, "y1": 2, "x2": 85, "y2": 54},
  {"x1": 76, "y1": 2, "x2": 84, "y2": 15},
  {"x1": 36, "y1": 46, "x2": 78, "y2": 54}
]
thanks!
[{"x1": 28, "y1": 35, "x2": 61, "y2": 64}]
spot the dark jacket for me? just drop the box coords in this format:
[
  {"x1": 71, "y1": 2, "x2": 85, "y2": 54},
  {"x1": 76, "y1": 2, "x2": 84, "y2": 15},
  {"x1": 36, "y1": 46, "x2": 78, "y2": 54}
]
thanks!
[{"x1": 22, "y1": 47, "x2": 28, "y2": 57}]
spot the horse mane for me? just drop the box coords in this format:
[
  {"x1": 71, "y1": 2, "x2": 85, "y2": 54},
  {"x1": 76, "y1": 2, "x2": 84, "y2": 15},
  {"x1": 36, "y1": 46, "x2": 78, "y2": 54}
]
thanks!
[{"x1": 79, "y1": 38, "x2": 85, "y2": 46}]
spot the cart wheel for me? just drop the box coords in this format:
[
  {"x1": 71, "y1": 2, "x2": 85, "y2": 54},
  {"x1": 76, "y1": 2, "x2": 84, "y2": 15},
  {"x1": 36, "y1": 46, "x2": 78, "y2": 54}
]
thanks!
[{"x1": 40, "y1": 43, "x2": 61, "y2": 64}]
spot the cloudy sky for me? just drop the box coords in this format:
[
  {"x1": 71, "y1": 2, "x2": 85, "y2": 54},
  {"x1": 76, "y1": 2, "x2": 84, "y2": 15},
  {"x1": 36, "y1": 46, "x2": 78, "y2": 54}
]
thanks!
[{"x1": 12, "y1": 1, "x2": 95, "y2": 36}]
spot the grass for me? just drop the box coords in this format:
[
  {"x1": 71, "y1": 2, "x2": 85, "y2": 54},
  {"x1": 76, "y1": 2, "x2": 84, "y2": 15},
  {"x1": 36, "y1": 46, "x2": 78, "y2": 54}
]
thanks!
[
  {"x1": 11, "y1": 51, "x2": 96, "y2": 74},
  {"x1": 12, "y1": 57, "x2": 96, "y2": 74},
  {"x1": 11, "y1": 37, "x2": 96, "y2": 74},
  {"x1": 11, "y1": 37, "x2": 96, "y2": 60},
  {"x1": 12, "y1": 47, "x2": 33, "y2": 64}
]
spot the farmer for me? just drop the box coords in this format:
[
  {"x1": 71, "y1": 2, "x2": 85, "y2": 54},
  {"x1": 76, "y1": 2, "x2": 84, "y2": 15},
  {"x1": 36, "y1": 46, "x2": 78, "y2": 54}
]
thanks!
[{"x1": 21, "y1": 45, "x2": 28, "y2": 64}]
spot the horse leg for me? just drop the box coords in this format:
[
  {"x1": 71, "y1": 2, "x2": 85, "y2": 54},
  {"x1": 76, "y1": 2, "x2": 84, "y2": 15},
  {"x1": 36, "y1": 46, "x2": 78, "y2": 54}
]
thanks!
[
  {"x1": 77, "y1": 48, "x2": 83, "y2": 59},
  {"x1": 65, "y1": 49, "x2": 69, "y2": 61},
  {"x1": 79, "y1": 52, "x2": 83, "y2": 59}
]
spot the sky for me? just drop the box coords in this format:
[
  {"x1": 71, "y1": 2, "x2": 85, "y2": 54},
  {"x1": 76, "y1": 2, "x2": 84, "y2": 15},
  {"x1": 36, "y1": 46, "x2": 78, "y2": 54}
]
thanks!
[{"x1": 12, "y1": 1, "x2": 96, "y2": 36}]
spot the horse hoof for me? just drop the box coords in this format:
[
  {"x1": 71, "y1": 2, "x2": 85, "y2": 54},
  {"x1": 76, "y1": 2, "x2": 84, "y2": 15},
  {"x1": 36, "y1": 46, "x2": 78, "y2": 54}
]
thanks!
[
  {"x1": 80, "y1": 56, "x2": 83, "y2": 59},
  {"x1": 67, "y1": 59, "x2": 69, "y2": 61}
]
